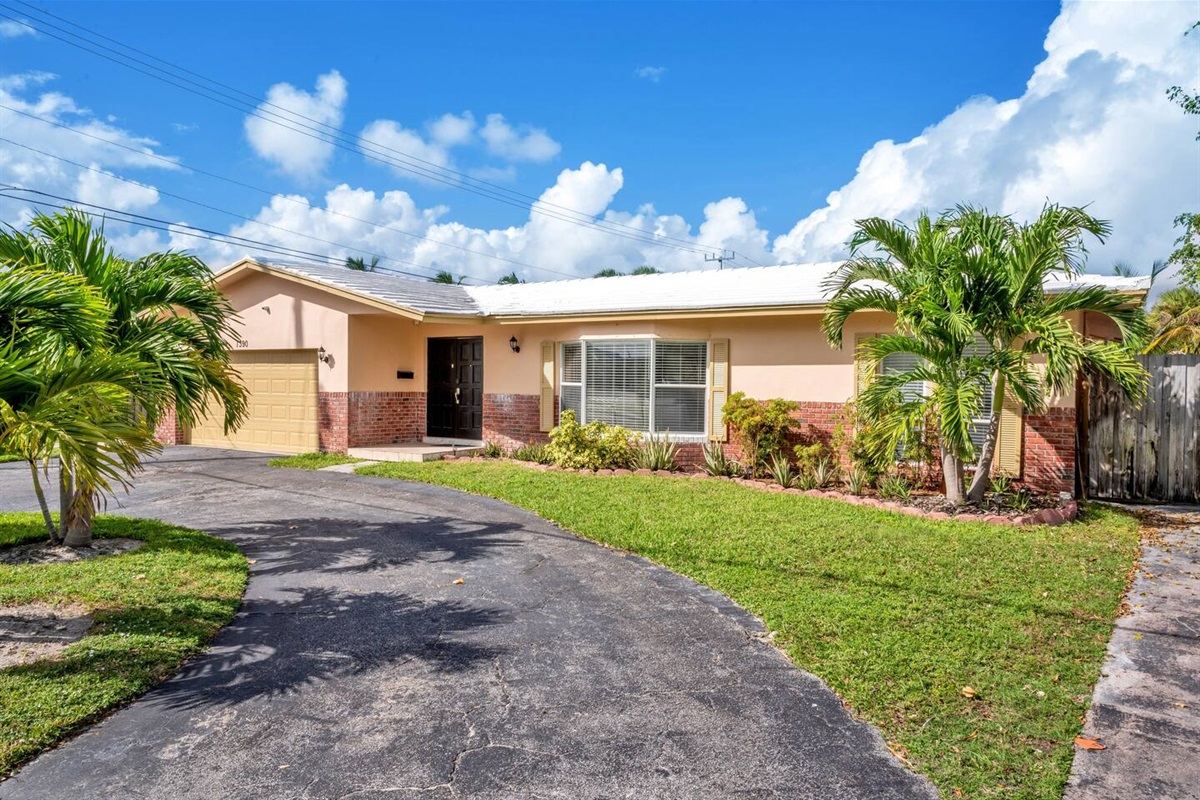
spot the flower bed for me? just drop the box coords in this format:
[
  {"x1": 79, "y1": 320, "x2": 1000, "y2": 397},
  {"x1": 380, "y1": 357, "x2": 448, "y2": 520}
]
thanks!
[{"x1": 442, "y1": 456, "x2": 1080, "y2": 527}]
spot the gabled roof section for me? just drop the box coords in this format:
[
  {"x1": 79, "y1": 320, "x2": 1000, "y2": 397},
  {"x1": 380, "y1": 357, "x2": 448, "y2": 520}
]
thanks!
[
  {"x1": 215, "y1": 258, "x2": 482, "y2": 318},
  {"x1": 214, "y1": 258, "x2": 1152, "y2": 321}
]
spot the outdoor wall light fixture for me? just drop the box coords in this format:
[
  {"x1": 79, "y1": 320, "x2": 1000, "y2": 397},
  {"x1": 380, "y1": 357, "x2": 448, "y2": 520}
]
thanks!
[
  {"x1": 509, "y1": 336, "x2": 520, "y2": 354},
  {"x1": 317, "y1": 346, "x2": 335, "y2": 366}
]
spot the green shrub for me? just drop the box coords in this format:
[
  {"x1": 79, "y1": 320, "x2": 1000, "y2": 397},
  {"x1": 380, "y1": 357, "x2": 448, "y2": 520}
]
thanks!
[
  {"x1": 634, "y1": 432, "x2": 678, "y2": 471},
  {"x1": 845, "y1": 466, "x2": 869, "y2": 495},
  {"x1": 701, "y1": 442, "x2": 739, "y2": 477},
  {"x1": 512, "y1": 442, "x2": 551, "y2": 464},
  {"x1": 812, "y1": 456, "x2": 839, "y2": 489},
  {"x1": 877, "y1": 474, "x2": 912, "y2": 501},
  {"x1": 793, "y1": 442, "x2": 825, "y2": 473},
  {"x1": 767, "y1": 451, "x2": 796, "y2": 488},
  {"x1": 482, "y1": 442, "x2": 505, "y2": 458},
  {"x1": 1010, "y1": 487, "x2": 1034, "y2": 512},
  {"x1": 989, "y1": 473, "x2": 1013, "y2": 495},
  {"x1": 795, "y1": 472, "x2": 819, "y2": 491},
  {"x1": 722, "y1": 393, "x2": 797, "y2": 476},
  {"x1": 546, "y1": 410, "x2": 639, "y2": 470}
]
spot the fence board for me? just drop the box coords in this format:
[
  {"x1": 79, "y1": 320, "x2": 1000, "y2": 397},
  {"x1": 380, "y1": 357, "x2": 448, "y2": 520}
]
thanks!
[{"x1": 1087, "y1": 354, "x2": 1200, "y2": 504}]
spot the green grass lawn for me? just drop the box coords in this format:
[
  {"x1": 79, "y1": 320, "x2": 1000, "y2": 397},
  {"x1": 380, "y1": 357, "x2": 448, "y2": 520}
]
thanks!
[
  {"x1": 0, "y1": 514, "x2": 248, "y2": 775},
  {"x1": 268, "y1": 452, "x2": 363, "y2": 470},
  {"x1": 357, "y1": 461, "x2": 1139, "y2": 800}
]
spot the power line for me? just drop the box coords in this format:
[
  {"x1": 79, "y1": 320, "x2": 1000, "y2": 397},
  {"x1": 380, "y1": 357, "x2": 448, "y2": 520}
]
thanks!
[
  {"x1": 0, "y1": 184, "x2": 481, "y2": 281},
  {"x1": 0, "y1": 105, "x2": 584, "y2": 280},
  {"x1": 0, "y1": 136, "x2": 507, "y2": 284},
  {"x1": 1, "y1": 1, "x2": 722, "y2": 258}
]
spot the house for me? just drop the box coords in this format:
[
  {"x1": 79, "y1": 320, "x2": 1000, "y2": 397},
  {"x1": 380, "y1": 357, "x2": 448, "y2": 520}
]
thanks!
[{"x1": 157, "y1": 257, "x2": 1149, "y2": 496}]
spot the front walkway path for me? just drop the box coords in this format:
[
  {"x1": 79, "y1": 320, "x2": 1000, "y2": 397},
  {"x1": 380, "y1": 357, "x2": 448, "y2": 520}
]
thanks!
[
  {"x1": 0, "y1": 448, "x2": 935, "y2": 800},
  {"x1": 1065, "y1": 506, "x2": 1200, "y2": 800}
]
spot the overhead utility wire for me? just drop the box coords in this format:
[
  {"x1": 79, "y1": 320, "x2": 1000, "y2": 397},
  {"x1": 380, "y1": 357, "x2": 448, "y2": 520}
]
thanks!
[
  {"x1": 2, "y1": 2, "x2": 724, "y2": 259},
  {"x1": 0, "y1": 185, "x2": 486, "y2": 281},
  {"x1": 0, "y1": 105, "x2": 580, "y2": 280},
  {"x1": 1, "y1": 137, "x2": 502, "y2": 284}
]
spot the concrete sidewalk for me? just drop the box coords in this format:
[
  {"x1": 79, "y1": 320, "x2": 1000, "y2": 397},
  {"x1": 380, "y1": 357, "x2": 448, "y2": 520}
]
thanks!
[{"x1": 1065, "y1": 506, "x2": 1200, "y2": 800}]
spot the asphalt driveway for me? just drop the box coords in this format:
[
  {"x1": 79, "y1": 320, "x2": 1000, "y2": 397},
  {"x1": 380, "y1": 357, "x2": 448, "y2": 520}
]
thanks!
[{"x1": 0, "y1": 448, "x2": 936, "y2": 799}]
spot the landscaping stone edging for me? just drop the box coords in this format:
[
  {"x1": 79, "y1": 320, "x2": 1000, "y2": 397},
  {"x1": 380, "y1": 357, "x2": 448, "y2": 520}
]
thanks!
[{"x1": 442, "y1": 456, "x2": 1081, "y2": 527}]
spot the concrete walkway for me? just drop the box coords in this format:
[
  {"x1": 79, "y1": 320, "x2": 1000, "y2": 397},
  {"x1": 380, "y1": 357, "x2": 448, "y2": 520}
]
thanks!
[
  {"x1": 0, "y1": 448, "x2": 935, "y2": 800},
  {"x1": 1065, "y1": 506, "x2": 1200, "y2": 800}
]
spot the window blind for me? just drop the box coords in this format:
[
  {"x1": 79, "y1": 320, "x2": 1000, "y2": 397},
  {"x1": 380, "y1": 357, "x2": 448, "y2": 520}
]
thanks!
[
  {"x1": 654, "y1": 342, "x2": 707, "y2": 433},
  {"x1": 584, "y1": 340, "x2": 651, "y2": 431}
]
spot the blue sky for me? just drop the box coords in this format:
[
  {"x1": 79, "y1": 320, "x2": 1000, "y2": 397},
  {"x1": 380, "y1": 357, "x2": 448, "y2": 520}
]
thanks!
[{"x1": 0, "y1": 1, "x2": 1196, "y2": 284}]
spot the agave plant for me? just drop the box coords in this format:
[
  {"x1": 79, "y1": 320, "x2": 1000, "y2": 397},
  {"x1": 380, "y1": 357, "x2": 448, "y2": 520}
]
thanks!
[
  {"x1": 767, "y1": 451, "x2": 796, "y2": 488},
  {"x1": 701, "y1": 442, "x2": 738, "y2": 477},
  {"x1": 635, "y1": 432, "x2": 679, "y2": 471}
]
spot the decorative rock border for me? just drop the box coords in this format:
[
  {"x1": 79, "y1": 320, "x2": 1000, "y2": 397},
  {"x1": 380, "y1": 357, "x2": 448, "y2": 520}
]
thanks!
[{"x1": 441, "y1": 456, "x2": 1081, "y2": 527}]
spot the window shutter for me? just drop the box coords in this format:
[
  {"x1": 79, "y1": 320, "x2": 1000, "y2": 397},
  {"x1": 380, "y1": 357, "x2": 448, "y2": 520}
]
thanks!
[
  {"x1": 540, "y1": 341, "x2": 556, "y2": 432},
  {"x1": 708, "y1": 339, "x2": 730, "y2": 442},
  {"x1": 854, "y1": 333, "x2": 877, "y2": 396},
  {"x1": 996, "y1": 390, "x2": 1023, "y2": 475}
]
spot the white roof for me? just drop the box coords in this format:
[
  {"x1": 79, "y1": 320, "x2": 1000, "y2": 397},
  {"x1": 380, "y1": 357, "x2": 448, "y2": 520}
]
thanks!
[{"x1": 225, "y1": 259, "x2": 1151, "y2": 319}]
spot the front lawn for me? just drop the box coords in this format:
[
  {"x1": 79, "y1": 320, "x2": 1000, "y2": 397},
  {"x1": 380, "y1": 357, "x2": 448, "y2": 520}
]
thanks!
[
  {"x1": 0, "y1": 515, "x2": 248, "y2": 775},
  {"x1": 268, "y1": 452, "x2": 363, "y2": 470},
  {"x1": 357, "y1": 461, "x2": 1139, "y2": 800}
]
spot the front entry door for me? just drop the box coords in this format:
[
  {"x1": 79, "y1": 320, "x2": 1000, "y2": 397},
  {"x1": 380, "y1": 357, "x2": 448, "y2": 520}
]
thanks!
[{"x1": 427, "y1": 337, "x2": 484, "y2": 440}]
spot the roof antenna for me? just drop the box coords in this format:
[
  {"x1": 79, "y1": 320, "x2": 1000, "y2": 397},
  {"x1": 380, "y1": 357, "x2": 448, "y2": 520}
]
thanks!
[{"x1": 704, "y1": 249, "x2": 735, "y2": 270}]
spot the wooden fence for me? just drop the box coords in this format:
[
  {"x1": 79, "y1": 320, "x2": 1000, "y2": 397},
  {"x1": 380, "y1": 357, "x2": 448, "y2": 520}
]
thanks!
[{"x1": 1085, "y1": 354, "x2": 1200, "y2": 503}]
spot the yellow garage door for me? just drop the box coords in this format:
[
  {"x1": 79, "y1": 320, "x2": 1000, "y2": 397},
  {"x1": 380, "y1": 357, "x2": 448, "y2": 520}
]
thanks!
[{"x1": 190, "y1": 350, "x2": 319, "y2": 454}]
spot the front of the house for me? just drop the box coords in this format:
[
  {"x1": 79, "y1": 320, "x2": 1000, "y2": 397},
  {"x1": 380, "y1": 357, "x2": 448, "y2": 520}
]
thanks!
[{"x1": 157, "y1": 258, "x2": 1147, "y2": 497}]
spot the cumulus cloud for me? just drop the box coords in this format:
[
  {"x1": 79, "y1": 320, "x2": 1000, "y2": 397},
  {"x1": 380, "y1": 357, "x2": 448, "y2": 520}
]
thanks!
[
  {"x1": 635, "y1": 66, "x2": 666, "y2": 82},
  {"x1": 0, "y1": 19, "x2": 37, "y2": 38},
  {"x1": 772, "y1": 0, "x2": 1199, "y2": 272},
  {"x1": 0, "y1": 73, "x2": 179, "y2": 231},
  {"x1": 244, "y1": 70, "x2": 347, "y2": 180},
  {"x1": 479, "y1": 114, "x2": 561, "y2": 162}
]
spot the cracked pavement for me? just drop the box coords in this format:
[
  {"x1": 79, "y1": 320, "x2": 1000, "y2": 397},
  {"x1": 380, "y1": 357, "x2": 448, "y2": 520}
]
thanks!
[{"x1": 0, "y1": 448, "x2": 936, "y2": 799}]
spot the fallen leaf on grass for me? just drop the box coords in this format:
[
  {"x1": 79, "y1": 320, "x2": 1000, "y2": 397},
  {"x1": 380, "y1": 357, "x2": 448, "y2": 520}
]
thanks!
[
  {"x1": 961, "y1": 686, "x2": 977, "y2": 698},
  {"x1": 1074, "y1": 737, "x2": 1106, "y2": 751}
]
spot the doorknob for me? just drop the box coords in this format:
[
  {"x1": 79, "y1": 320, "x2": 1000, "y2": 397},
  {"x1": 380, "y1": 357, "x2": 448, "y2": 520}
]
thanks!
[{"x1": 454, "y1": 387, "x2": 461, "y2": 404}]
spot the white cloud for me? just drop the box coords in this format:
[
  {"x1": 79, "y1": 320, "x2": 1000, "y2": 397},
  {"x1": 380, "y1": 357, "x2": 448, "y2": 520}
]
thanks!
[
  {"x1": 244, "y1": 70, "x2": 347, "y2": 180},
  {"x1": 360, "y1": 119, "x2": 457, "y2": 179},
  {"x1": 635, "y1": 66, "x2": 666, "y2": 82},
  {"x1": 428, "y1": 111, "x2": 475, "y2": 147},
  {"x1": 479, "y1": 114, "x2": 561, "y2": 163},
  {"x1": 74, "y1": 165, "x2": 159, "y2": 211},
  {"x1": 773, "y1": 0, "x2": 1200, "y2": 272},
  {"x1": 0, "y1": 19, "x2": 37, "y2": 38},
  {"x1": 0, "y1": 73, "x2": 179, "y2": 234}
]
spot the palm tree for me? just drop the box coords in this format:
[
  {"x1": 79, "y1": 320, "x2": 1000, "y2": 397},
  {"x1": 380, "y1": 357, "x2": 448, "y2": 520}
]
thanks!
[
  {"x1": 631, "y1": 266, "x2": 662, "y2": 275},
  {"x1": 345, "y1": 255, "x2": 380, "y2": 272},
  {"x1": 1112, "y1": 261, "x2": 1137, "y2": 277},
  {"x1": 497, "y1": 271, "x2": 522, "y2": 285},
  {"x1": 1144, "y1": 286, "x2": 1200, "y2": 354},
  {"x1": 431, "y1": 270, "x2": 463, "y2": 284},
  {"x1": 823, "y1": 206, "x2": 1148, "y2": 505},
  {"x1": 593, "y1": 268, "x2": 623, "y2": 278},
  {"x1": 0, "y1": 210, "x2": 246, "y2": 545}
]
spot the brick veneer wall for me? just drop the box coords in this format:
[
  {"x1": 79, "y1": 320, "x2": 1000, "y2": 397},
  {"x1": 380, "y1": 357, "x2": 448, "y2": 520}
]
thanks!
[
  {"x1": 1022, "y1": 407, "x2": 1076, "y2": 496},
  {"x1": 348, "y1": 392, "x2": 426, "y2": 447},
  {"x1": 484, "y1": 393, "x2": 551, "y2": 451},
  {"x1": 318, "y1": 392, "x2": 348, "y2": 453},
  {"x1": 152, "y1": 407, "x2": 185, "y2": 446}
]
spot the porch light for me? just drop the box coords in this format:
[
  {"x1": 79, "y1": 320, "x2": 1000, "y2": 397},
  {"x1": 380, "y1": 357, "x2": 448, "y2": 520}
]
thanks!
[{"x1": 509, "y1": 336, "x2": 520, "y2": 353}]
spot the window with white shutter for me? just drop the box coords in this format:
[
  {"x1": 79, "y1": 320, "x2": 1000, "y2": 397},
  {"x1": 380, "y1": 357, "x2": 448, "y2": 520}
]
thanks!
[{"x1": 558, "y1": 339, "x2": 708, "y2": 435}]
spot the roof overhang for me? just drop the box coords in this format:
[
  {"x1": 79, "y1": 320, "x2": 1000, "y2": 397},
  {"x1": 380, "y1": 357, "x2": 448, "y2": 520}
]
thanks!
[{"x1": 215, "y1": 258, "x2": 431, "y2": 322}]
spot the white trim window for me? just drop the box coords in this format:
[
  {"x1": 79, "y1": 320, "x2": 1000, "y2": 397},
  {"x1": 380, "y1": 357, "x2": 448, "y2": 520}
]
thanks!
[{"x1": 559, "y1": 340, "x2": 708, "y2": 436}]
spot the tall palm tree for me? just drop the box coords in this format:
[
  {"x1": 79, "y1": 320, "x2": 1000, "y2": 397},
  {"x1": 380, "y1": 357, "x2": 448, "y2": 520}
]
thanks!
[
  {"x1": 0, "y1": 210, "x2": 246, "y2": 545},
  {"x1": 431, "y1": 270, "x2": 464, "y2": 284},
  {"x1": 497, "y1": 271, "x2": 522, "y2": 285},
  {"x1": 345, "y1": 255, "x2": 379, "y2": 272},
  {"x1": 1144, "y1": 286, "x2": 1200, "y2": 354},
  {"x1": 823, "y1": 206, "x2": 1148, "y2": 505}
]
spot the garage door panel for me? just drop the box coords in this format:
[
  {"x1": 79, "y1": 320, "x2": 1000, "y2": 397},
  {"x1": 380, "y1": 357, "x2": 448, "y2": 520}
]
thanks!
[{"x1": 190, "y1": 350, "x2": 319, "y2": 455}]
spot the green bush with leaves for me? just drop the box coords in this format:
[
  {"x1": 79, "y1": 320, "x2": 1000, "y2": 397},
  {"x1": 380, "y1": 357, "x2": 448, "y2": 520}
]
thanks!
[
  {"x1": 767, "y1": 451, "x2": 796, "y2": 488},
  {"x1": 701, "y1": 442, "x2": 739, "y2": 477},
  {"x1": 546, "y1": 410, "x2": 639, "y2": 470},
  {"x1": 511, "y1": 442, "x2": 550, "y2": 464},
  {"x1": 634, "y1": 432, "x2": 678, "y2": 471},
  {"x1": 877, "y1": 474, "x2": 913, "y2": 501},
  {"x1": 844, "y1": 466, "x2": 869, "y2": 495},
  {"x1": 721, "y1": 393, "x2": 797, "y2": 476},
  {"x1": 481, "y1": 441, "x2": 505, "y2": 458}
]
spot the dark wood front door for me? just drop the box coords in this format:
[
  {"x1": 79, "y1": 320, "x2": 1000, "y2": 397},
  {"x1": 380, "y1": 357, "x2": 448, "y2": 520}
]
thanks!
[{"x1": 427, "y1": 337, "x2": 484, "y2": 440}]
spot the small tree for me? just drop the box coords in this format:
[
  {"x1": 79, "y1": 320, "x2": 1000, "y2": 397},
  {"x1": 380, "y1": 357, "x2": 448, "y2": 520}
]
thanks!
[{"x1": 721, "y1": 393, "x2": 797, "y2": 476}]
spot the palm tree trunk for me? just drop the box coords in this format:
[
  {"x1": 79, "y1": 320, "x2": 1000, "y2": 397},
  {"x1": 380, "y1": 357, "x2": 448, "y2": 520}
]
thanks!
[
  {"x1": 58, "y1": 467, "x2": 94, "y2": 548},
  {"x1": 27, "y1": 460, "x2": 58, "y2": 541},
  {"x1": 942, "y1": 448, "x2": 965, "y2": 505},
  {"x1": 966, "y1": 374, "x2": 1007, "y2": 503}
]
